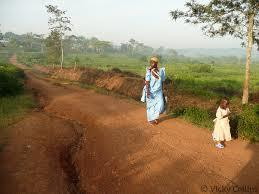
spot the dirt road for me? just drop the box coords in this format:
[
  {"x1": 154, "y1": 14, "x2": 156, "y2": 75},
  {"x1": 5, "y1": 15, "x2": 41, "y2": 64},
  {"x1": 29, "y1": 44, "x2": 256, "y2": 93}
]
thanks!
[{"x1": 0, "y1": 56, "x2": 259, "y2": 194}]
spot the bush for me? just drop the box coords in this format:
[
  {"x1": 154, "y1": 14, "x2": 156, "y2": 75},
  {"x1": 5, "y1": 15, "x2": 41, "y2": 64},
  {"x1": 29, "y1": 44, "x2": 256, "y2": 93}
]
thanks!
[
  {"x1": 169, "y1": 104, "x2": 259, "y2": 142},
  {"x1": 237, "y1": 105, "x2": 259, "y2": 142},
  {"x1": 181, "y1": 107, "x2": 213, "y2": 128},
  {"x1": 0, "y1": 64, "x2": 25, "y2": 96}
]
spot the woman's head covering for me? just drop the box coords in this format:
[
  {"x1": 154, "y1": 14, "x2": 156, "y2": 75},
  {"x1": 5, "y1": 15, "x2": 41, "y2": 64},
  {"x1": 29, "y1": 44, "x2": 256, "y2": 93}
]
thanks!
[{"x1": 150, "y1": 57, "x2": 159, "y2": 64}]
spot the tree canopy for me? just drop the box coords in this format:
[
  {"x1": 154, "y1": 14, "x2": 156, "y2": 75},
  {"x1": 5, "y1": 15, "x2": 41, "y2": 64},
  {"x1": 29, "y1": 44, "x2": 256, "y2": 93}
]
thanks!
[
  {"x1": 171, "y1": 0, "x2": 259, "y2": 104},
  {"x1": 171, "y1": 0, "x2": 259, "y2": 47}
]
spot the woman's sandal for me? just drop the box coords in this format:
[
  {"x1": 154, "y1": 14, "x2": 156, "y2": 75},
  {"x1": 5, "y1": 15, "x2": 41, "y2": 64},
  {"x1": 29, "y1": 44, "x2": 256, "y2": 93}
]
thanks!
[{"x1": 149, "y1": 121, "x2": 158, "y2": 126}]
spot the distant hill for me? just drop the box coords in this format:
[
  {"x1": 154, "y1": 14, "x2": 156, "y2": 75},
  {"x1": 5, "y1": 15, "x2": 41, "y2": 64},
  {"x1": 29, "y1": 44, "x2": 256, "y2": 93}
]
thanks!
[{"x1": 176, "y1": 48, "x2": 259, "y2": 60}]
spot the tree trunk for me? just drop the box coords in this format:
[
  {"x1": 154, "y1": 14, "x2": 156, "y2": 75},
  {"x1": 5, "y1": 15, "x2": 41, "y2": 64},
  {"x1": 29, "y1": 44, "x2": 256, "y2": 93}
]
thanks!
[
  {"x1": 73, "y1": 61, "x2": 77, "y2": 71},
  {"x1": 242, "y1": 12, "x2": 255, "y2": 105},
  {"x1": 60, "y1": 38, "x2": 64, "y2": 70}
]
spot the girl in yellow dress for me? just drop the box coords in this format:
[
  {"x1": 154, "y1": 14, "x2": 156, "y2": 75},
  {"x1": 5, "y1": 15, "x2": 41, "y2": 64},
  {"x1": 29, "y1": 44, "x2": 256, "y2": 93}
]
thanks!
[{"x1": 212, "y1": 97, "x2": 232, "y2": 149}]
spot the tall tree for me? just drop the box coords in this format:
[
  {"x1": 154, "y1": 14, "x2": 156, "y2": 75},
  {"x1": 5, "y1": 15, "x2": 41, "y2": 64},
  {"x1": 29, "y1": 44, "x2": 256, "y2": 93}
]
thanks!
[
  {"x1": 24, "y1": 32, "x2": 34, "y2": 50},
  {"x1": 0, "y1": 26, "x2": 3, "y2": 41},
  {"x1": 120, "y1": 43, "x2": 129, "y2": 53},
  {"x1": 129, "y1": 38, "x2": 137, "y2": 55},
  {"x1": 35, "y1": 34, "x2": 45, "y2": 53},
  {"x1": 45, "y1": 30, "x2": 61, "y2": 67},
  {"x1": 0, "y1": 26, "x2": 3, "y2": 48},
  {"x1": 46, "y1": 5, "x2": 72, "y2": 69},
  {"x1": 171, "y1": 0, "x2": 259, "y2": 104}
]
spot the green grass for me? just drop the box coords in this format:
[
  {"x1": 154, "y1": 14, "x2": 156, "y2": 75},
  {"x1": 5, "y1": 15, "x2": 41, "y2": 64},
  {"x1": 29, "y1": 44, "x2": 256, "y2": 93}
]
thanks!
[
  {"x1": 17, "y1": 52, "x2": 47, "y2": 67},
  {"x1": 182, "y1": 107, "x2": 213, "y2": 129},
  {"x1": 166, "y1": 62, "x2": 259, "y2": 98},
  {"x1": 71, "y1": 53, "x2": 259, "y2": 99},
  {"x1": 171, "y1": 105, "x2": 259, "y2": 142},
  {"x1": 64, "y1": 53, "x2": 148, "y2": 75},
  {"x1": 0, "y1": 52, "x2": 11, "y2": 64},
  {"x1": 237, "y1": 105, "x2": 259, "y2": 142},
  {"x1": 0, "y1": 94, "x2": 35, "y2": 129},
  {"x1": 171, "y1": 107, "x2": 214, "y2": 129}
]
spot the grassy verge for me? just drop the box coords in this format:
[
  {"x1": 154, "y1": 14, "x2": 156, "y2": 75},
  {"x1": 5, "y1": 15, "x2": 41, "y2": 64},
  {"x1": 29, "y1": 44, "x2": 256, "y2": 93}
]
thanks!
[
  {"x1": 0, "y1": 93, "x2": 35, "y2": 152},
  {"x1": 0, "y1": 61, "x2": 35, "y2": 151},
  {"x1": 16, "y1": 52, "x2": 47, "y2": 67},
  {"x1": 237, "y1": 105, "x2": 259, "y2": 142},
  {"x1": 171, "y1": 105, "x2": 259, "y2": 143},
  {"x1": 0, "y1": 94, "x2": 35, "y2": 129},
  {"x1": 182, "y1": 107, "x2": 213, "y2": 129}
]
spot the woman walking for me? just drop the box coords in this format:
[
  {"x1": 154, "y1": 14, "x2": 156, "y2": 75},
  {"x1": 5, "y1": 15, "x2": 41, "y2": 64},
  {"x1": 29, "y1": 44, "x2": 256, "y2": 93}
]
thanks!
[{"x1": 141, "y1": 57, "x2": 166, "y2": 125}]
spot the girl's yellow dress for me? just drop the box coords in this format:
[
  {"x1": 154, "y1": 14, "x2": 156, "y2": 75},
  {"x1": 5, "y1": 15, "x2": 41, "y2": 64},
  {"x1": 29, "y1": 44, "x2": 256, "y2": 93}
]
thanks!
[{"x1": 212, "y1": 107, "x2": 232, "y2": 142}]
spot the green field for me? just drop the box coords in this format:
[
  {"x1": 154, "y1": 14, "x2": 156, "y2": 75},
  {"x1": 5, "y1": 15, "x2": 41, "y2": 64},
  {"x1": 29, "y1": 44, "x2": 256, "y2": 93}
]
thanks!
[{"x1": 17, "y1": 52, "x2": 259, "y2": 99}]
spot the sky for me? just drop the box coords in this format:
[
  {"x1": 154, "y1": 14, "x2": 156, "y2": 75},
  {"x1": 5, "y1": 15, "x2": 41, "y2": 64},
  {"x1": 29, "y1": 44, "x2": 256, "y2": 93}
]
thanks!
[{"x1": 0, "y1": 0, "x2": 242, "y2": 49}]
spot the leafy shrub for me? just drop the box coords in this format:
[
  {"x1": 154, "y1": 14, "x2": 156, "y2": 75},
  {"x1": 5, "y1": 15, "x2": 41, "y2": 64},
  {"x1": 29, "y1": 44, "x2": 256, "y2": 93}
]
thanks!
[
  {"x1": 237, "y1": 105, "x2": 259, "y2": 142},
  {"x1": 182, "y1": 107, "x2": 213, "y2": 128},
  {"x1": 0, "y1": 64, "x2": 25, "y2": 96},
  {"x1": 189, "y1": 64, "x2": 214, "y2": 73},
  {"x1": 172, "y1": 107, "x2": 185, "y2": 117}
]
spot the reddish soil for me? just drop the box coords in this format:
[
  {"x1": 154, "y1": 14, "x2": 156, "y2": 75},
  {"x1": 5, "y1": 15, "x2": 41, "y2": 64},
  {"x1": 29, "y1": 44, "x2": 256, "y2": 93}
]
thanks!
[
  {"x1": 33, "y1": 64, "x2": 51, "y2": 74},
  {"x1": 51, "y1": 68, "x2": 83, "y2": 81},
  {"x1": 50, "y1": 66, "x2": 218, "y2": 109},
  {"x1": 0, "y1": 56, "x2": 259, "y2": 194},
  {"x1": 0, "y1": 112, "x2": 84, "y2": 194}
]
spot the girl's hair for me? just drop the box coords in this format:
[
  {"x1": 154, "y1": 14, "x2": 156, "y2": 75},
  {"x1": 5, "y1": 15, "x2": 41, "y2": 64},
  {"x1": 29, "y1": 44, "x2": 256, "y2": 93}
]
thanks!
[{"x1": 220, "y1": 97, "x2": 230, "y2": 106}]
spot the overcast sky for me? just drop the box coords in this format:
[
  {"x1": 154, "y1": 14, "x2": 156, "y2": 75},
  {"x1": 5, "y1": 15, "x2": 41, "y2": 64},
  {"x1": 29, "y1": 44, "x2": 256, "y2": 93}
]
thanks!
[{"x1": 0, "y1": 0, "x2": 242, "y2": 48}]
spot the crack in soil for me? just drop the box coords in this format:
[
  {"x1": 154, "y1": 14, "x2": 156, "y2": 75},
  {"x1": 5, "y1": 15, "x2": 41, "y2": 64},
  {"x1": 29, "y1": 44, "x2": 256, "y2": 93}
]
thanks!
[
  {"x1": 59, "y1": 127, "x2": 85, "y2": 194},
  {"x1": 32, "y1": 86, "x2": 86, "y2": 194}
]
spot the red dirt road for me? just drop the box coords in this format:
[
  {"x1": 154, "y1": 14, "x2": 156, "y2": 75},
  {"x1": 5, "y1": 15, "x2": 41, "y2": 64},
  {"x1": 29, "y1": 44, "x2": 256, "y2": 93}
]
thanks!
[{"x1": 0, "y1": 57, "x2": 259, "y2": 194}]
